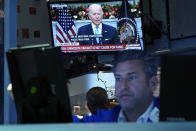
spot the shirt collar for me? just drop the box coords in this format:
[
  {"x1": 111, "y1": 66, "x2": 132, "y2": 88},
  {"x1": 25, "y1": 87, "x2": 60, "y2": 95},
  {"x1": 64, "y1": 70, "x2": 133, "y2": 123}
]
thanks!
[
  {"x1": 118, "y1": 109, "x2": 127, "y2": 122},
  {"x1": 136, "y1": 101, "x2": 154, "y2": 123},
  {"x1": 118, "y1": 101, "x2": 159, "y2": 123},
  {"x1": 91, "y1": 23, "x2": 102, "y2": 34}
]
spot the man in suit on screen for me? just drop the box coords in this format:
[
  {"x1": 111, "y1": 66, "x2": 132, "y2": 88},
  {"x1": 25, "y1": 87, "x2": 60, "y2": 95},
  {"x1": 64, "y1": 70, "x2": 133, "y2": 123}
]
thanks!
[{"x1": 77, "y1": 4, "x2": 120, "y2": 45}]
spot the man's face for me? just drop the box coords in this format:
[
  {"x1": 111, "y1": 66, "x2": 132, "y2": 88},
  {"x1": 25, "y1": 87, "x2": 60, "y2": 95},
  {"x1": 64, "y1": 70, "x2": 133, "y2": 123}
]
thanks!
[
  {"x1": 88, "y1": 6, "x2": 103, "y2": 26},
  {"x1": 114, "y1": 60, "x2": 155, "y2": 111}
]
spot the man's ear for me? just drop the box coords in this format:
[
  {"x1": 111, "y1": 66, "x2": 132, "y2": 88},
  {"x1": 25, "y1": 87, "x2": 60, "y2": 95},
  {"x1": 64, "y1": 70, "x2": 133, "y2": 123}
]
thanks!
[
  {"x1": 88, "y1": 15, "x2": 91, "y2": 21},
  {"x1": 149, "y1": 76, "x2": 158, "y2": 92}
]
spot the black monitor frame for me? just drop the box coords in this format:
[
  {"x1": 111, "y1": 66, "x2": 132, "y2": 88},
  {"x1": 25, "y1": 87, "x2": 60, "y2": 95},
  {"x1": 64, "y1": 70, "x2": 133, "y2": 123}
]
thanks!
[
  {"x1": 6, "y1": 46, "x2": 72, "y2": 123},
  {"x1": 159, "y1": 54, "x2": 196, "y2": 121}
]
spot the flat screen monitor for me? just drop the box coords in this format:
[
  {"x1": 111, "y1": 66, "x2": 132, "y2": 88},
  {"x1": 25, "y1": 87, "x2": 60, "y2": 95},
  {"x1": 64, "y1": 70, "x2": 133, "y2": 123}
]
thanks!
[
  {"x1": 6, "y1": 46, "x2": 73, "y2": 123},
  {"x1": 47, "y1": 0, "x2": 143, "y2": 53},
  {"x1": 159, "y1": 55, "x2": 196, "y2": 121}
]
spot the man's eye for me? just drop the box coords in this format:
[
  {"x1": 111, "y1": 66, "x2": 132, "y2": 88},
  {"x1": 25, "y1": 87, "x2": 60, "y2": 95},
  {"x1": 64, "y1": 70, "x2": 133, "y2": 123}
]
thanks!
[
  {"x1": 129, "y1": 75, "x2": 137, "y2": 80},
  {"x1": 115, "y1": 76, "x2": 122, "y2": 82}
]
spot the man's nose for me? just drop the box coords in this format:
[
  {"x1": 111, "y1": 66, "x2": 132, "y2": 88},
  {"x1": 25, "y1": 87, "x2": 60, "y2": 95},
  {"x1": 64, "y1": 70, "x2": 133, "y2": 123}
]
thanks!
[
  {"x1": 95, "y1": 15, "x2": 99, "y2": 19},
  {"x1": 95, "y1": 14, "x2": 100, "y2": 18},
  {"x1": 120, "y1": 78, "x2": 129, "y2": 90}
]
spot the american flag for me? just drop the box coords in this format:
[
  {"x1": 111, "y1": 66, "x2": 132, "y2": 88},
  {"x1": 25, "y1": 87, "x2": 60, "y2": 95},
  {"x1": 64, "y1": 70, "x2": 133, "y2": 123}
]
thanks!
[{"x1": 55, "y1": 5, "x2": 77, "y2": 44}]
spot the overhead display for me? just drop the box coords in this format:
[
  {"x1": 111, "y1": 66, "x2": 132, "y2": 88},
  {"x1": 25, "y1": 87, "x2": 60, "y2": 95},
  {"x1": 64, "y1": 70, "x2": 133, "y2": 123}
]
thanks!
[{"x1": 48, "y1": 0, "x2": 143, "y2": 52}]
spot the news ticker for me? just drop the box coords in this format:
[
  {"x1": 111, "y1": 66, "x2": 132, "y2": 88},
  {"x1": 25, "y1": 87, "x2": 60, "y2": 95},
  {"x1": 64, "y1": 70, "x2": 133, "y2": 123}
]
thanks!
[{"x1": 56, "y1": 44, "x2": 142, "y2": 52}]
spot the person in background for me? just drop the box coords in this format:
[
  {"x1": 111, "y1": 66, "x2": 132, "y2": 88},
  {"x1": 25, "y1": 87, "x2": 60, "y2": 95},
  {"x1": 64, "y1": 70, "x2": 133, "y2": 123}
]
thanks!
[
  {"x1": 86, "y1": 86, "x2": 110, "y2": 114},
  {"x1": 77, "y1": 4, "x2": 120, "y2": 45},
  {"x1": 113, "y1": 50, "x2": 159, "y2": 123},
  {"x1": 72, "y1": 86, "x2": 120, "y2": 122}
]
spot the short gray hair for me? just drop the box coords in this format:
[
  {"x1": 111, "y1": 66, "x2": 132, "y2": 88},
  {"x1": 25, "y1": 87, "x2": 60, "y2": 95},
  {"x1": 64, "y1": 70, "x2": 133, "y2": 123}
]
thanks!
[
  {"x1": 88, "y1": 4, "x2": 103, "y2": 15},
  {"x1": 113, "y1": 51, "x2": 158, "y2": 77}
]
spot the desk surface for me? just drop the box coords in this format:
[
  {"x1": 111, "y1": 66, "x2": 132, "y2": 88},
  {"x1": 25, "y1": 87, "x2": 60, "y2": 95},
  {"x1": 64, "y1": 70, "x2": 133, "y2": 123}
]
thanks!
[{"x1": 1, "y1": 122, "x2": 196, "y2": 131}]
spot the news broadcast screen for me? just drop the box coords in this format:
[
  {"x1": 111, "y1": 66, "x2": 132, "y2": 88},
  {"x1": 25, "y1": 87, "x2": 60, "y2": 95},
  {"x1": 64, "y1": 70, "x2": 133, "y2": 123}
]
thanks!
[{"x1": 48, "y1": 0, "x2": 143, "y2": 52}]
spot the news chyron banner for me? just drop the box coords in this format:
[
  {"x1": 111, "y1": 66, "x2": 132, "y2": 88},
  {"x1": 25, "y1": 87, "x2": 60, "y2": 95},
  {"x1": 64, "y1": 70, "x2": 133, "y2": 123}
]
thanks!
[{"x1": 56, "y1": 44, "x2": 141, "y2": 52}]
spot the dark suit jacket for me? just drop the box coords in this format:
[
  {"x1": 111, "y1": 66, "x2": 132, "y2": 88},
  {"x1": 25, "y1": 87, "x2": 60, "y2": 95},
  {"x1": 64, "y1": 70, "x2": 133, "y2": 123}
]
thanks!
[{"x1": 77, "y1": 23, "x2": 120, "y2": 45}]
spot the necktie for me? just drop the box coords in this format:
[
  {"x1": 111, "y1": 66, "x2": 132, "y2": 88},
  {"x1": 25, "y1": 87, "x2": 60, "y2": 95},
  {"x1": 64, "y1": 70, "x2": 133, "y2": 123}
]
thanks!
[{"x1": 95, "y1": 26, "x2": 99, "y2": 44}]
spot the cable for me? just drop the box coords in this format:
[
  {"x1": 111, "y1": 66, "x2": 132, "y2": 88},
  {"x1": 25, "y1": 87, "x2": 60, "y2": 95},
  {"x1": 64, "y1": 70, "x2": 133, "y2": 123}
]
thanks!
[{"x1": 143, "y1": 13, "x2": 168, "y2": 36}]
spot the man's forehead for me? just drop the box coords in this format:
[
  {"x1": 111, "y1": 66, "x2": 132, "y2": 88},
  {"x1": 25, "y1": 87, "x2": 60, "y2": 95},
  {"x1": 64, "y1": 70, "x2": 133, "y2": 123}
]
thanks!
[
  {"x1": 116, "y1": 60, "x2": 143, "y2": 67},
  {"x1": 114, "y1": 60, "x2": 144, "y2": 73}
]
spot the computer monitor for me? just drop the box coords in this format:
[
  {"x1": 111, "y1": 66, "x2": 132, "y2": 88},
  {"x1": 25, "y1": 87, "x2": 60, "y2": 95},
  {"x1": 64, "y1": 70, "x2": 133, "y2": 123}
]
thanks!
[
  {"x1": 6, "y1": 46, "x2": 73, "y2": 123},
  {"x1": 47, "y1": 0, "x2": 143, "y2": 53},
  {"x1": 159, "y1": 54, "x2": 196, "y2": 121}
]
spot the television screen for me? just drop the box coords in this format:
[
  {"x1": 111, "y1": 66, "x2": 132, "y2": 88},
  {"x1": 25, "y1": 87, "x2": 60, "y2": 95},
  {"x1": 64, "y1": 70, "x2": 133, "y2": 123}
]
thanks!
[
  {"x1": 47, "y1": 0, "x2": 143, "y2": 53},
  {"x1": 6, "y1": 46, "x2": 73, "y2": 123}
]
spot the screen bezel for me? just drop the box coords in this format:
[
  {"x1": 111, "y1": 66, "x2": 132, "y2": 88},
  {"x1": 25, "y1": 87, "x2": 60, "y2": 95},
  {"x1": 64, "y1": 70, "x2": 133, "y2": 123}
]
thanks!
[
  {"x1": 160, "y1": 54, "x2": 196, "y2": 121},
  {"x1": 6, "y1": 47, "x2": 73, "y2": 123},
  {"x1": 47, "y1": 0, "x2": 144, "y2": 55}
]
